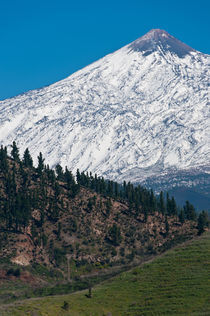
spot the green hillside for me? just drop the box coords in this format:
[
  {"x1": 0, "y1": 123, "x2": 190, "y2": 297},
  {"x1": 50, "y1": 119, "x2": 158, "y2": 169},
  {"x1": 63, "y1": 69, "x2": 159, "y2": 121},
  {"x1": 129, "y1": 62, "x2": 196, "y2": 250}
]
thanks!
[{"x1": 1, "y1": 231, "x2": 209, "y2": 316}]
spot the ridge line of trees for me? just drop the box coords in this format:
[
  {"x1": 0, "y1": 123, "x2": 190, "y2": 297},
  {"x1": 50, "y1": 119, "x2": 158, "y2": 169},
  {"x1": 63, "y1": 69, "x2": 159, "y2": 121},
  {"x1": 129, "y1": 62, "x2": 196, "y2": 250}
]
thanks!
[{"x1": 0, "y1": 142, "x2": 208, "y2": 234}]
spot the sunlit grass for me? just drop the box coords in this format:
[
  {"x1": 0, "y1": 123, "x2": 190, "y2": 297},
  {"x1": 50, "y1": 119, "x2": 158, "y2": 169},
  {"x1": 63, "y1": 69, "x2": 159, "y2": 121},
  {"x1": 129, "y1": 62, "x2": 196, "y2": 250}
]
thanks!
[{"x1": 1, "y1": 231, "x2": 210, "y2": 315}]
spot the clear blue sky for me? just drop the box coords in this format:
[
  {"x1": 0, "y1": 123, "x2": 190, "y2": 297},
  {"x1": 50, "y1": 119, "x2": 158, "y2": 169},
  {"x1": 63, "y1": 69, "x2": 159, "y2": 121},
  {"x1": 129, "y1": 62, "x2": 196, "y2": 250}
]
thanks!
[{"x1": 0, "y1": 0, "x2": 209, "y2": 100}]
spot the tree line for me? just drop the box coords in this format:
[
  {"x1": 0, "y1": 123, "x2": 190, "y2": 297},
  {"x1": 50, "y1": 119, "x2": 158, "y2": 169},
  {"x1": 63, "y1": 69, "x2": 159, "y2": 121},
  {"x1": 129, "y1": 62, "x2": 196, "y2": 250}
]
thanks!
[{"x1": 0, "y1": 142, "x2": 208, "y2": 235}]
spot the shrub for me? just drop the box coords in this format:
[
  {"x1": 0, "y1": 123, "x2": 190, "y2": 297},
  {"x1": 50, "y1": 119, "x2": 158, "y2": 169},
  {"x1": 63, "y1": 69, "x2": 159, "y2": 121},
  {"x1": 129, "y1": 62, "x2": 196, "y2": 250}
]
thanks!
[
  {"x1": 13, "y1": 268, "x2": 21, "y2": 277},
  {"x1": 62, "y1": 301, "x2": 69, "y2": 311}
]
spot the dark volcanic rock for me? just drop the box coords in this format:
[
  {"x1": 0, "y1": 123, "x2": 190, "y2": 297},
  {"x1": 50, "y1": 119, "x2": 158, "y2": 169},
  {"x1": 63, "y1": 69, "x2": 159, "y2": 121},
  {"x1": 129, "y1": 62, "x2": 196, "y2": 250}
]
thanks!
[{"x1": 129, "y1": 29, "x2": 195, "y2": 57}]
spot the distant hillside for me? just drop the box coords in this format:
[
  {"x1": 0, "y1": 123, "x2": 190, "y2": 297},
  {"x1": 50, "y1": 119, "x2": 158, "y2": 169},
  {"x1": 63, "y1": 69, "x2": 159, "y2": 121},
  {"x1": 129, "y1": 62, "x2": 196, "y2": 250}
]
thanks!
[
  {"x1": 168, "y1": 187, "x2": 210, "y2": 213},
  {"x1": 140, "y1": 167, "x2": 210, "y2": 212}
]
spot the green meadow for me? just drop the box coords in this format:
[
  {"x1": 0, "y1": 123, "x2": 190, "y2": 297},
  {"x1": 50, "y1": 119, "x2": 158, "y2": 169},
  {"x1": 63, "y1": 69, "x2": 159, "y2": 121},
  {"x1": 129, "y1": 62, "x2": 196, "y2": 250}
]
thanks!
[{"x1": 1, "y1": 231, "x2": 210, "y2": 316}]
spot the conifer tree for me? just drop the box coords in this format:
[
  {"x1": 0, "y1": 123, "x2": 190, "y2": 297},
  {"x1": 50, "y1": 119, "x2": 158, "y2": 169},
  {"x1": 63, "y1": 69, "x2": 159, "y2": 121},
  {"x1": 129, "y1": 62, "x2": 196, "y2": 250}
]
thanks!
[
  {"x1": 37, "y1": 152, "x2": 45, "y2": 175},
  {"x1": 55, "y1": 164, "x2": 64, "y2": 180},
  {"x1": 0, "y1": 146, "x2": 8, "y2": 172},
  {"x1": 76, "y1": 169, "x2": 81, "y2": 184},
  {"x1": 150, "y1": 189, "x2": 156, "y2": 213},
  {"x1": 23, "y1": 148, "x2": 33, "y2": 167},
  {"x1": 107, "y1": 224, "x2": 121, "y2": 246},
  {"x1": 11, "y1": 141, "x2": 20, "y2": 162},
  {"x1": 179, "y1": 209, "x2": 185, "y2": 224},
  {"x1": 184, "y1": 201, "x2": 196, "y2": 220},
  {"x1": 170, "y1": 196, "x2": 177, "y2": 216},
  {"x1": 197, "y1": 211, "x2": 209, "y2": 235},
  {"x1": 159, "y1": 191, "x2": 165, "y2": 215},
  {"x1": 166, "y1": 192, "x2": 171, "y2": 215}
]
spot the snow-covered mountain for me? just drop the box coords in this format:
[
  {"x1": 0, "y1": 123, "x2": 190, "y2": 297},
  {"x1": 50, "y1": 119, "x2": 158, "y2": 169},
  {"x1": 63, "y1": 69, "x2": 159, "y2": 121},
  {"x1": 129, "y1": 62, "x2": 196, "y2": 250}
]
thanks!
[{"x1": 0, "y1": 29, "x2": 209, "y2": 189}]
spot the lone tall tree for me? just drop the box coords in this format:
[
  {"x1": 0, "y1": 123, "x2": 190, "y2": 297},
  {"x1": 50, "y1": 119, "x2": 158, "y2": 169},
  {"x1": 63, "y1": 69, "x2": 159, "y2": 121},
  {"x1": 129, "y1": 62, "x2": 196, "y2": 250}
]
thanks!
[
  {"x1": 11, "y1": 141, "x2": 20, "y2": 162},
  {"x1": 23, "y1": 148, "x2": 33, "y2": 167},
  {"x1": 37, "y1": 152, "x2": 45, "y2": 175}
]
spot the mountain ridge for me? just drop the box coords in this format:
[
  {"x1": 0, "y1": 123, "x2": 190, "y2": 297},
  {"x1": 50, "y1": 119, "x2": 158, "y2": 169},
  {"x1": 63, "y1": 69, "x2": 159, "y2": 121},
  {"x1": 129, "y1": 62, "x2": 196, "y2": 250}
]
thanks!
[{"x1": 0, "y1": 30, "x2": 209, "y2": 193}]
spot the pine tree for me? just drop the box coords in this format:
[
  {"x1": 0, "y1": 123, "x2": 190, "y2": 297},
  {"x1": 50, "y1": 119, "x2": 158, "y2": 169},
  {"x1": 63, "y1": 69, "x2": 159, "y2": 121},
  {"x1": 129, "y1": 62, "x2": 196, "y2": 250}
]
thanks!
[
  {"x1": 37, "y1": 152, "x2": 45, "y2": 175},
  {"x1": 166, "y1": 192, "x2": 171, "y2": 215},
  {"x1": 197, "y1": 211, "x2": 209, "y2": 235},
  {"x1": 76, "y1": 169, "x2": 81, "y2": 184},
  {"x1": 170, "y1": 196, "x2": 177, "y2": 216},
  {"x1": 23, "y1": 148, "x2": 33, "y2": 167},
  {"x1": 184, "y1": 201, "x2": 196, "y2": 221},
  {"x1": 11, "y1": 141, "x2": 20, "y2": 162},
  {"x1": 55, "y1": 164, "x2": 64, "y2": 181},
  {"x1": 0, "y1": 146, "x2": 8, "y2": 172},
  {"x1": 179, "y1": 209, "x2": 185, "y2": 224},
  {"x1": 107, "y1": 224, "x2": 121, "y2": 246},
  {"x1": 159, "y1": 191, "x2": 165, "y2": 215},
  {"x1": 150, "y1": 189, "x2": 156, "y2": 213}
]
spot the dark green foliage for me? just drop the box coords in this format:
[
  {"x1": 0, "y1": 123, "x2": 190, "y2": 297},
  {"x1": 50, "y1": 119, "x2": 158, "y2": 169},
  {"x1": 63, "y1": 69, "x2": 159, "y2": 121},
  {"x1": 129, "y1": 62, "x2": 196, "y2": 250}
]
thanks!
[
  {"x1": 11, "y1": 141, "x2": 20, "y2": 162},
  {"x1": 159, "y1": 191, "x2": 165, "y2": 215},
  {"x1": 87, "y1": 198, "x2": 93, "y2": 212},
  {"x1": 37, "y1": 152, "x2": 45, "y2": 175},
  {"x1": 184, "y1": 200, "x2": 197, "y2": 220},
  {"x1": 105, "y1": 198, "x2": 112, "y2": 216},
  {"x1": 54, "y1": 181, "x2": 61, "y2": 199},
  {"x1": 65, "y1": 167, "x2": 79, "y2": 198},
  {"x1": 197, "y1": 211, "x2": 209, "y2": 235},
  {"x1": 0, "y1": 143, "x2": 81, "y2": 235},
  {"x1": 54, "y1": 247, "x2": 66, "y2": 265},
  {"x1": 62, "y1": 300, "x2": 70, "y2": 310},
  {"x1": 75, "y1": 169, "x2": 183, "y2": 217},
  {"x1": 170, "y1": 196, "x2": 177, "y2": 216},
  {"x1": 6, "y1": 268, "x2": 20, "y2": 277},
  {"x1": 88, "y1": 285, "x2": 92, "y2": 298},
  {"x1": 166, "y1": 193, "x2": 177, "y2": 216},
  {"x1": 106, "y1": 224, "x2": 122, "y2": 246},
  {"x1": 0, "y1": 141, "x2": 199, "y2": 240},
  {"x1": 23, "y1": 148, "x2": 33, "y2": 167},
  {"x1": 6, "y1": 268, "x2": 15, "y2": 276},
  {"x1": 0, "y1": 145, "x2": 8, "y2": 173},
  {"x1": 57, "y1": 222, "x2": 62, "y2": 239},
  {"x1": 55, "y1": 164, "x2": 64, "y2": 180},
  {"x1": 42, "y1": 233, "x2": 48, "y2": 247},
  {"x1": 13, "y1": 268, "x2": 21, "y2": 277},
  {"x1": 120, "y1": 247, "x2": 125, "y2": 256},
  {"x1": 179, "y1": 209, "x2": 185, "y2": 223}
]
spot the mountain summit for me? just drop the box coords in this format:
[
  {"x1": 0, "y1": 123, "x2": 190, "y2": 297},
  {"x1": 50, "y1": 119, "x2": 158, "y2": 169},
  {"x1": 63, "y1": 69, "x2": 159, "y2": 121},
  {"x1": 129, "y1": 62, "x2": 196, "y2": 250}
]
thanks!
[
  {"x1": 129, "y1": 29, "x2": 195, "y2": 57},
  {"x1": 0, "y1": 30, "x2": 209, "y2": 191}
]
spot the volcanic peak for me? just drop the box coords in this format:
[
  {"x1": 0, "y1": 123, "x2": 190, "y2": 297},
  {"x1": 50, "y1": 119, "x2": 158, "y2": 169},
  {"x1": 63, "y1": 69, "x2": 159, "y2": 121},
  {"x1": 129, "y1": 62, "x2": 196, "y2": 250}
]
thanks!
[
  {"x1": 129, "y1": 29, "x2": 195, "y2": 58},
  {"x1": 141, "y1": 29, "x2": 171, "y2": 40}
]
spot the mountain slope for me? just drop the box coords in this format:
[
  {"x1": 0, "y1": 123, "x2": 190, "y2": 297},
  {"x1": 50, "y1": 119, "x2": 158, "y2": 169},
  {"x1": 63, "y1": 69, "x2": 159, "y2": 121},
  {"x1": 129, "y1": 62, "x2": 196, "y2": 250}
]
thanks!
[{"x1": 0, "y1": 29, "x2": 209, "y2": 186}]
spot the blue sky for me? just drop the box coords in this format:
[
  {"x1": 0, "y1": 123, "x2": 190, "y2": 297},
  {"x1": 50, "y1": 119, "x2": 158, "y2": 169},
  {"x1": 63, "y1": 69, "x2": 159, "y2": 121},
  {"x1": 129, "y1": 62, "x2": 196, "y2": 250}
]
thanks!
[{"x1": 0, "y1": 0, "x2": 209, "y2": 100}]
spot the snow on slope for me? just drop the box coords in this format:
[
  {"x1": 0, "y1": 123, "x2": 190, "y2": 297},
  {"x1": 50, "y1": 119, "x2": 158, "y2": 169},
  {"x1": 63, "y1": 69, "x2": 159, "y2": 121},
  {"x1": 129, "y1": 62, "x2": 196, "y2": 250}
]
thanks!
[{"x1": 0, "y1": 29, "x2": 209, "y2": 183}]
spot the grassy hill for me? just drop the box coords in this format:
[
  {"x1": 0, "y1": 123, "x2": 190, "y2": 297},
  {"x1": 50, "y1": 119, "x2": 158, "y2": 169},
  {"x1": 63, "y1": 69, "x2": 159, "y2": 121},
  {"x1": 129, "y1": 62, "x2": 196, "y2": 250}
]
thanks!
[{"x1": 1, "y1": 231, "x2": 209, "y2": 315}]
